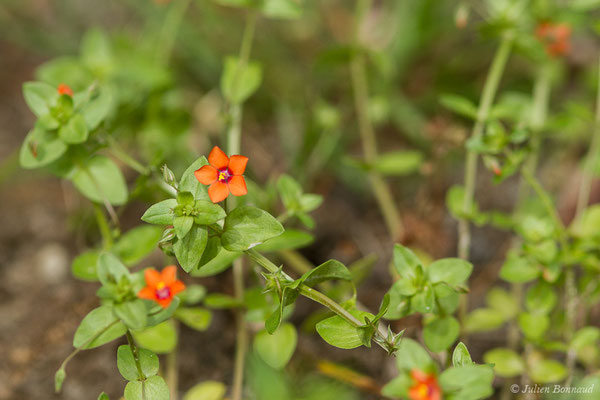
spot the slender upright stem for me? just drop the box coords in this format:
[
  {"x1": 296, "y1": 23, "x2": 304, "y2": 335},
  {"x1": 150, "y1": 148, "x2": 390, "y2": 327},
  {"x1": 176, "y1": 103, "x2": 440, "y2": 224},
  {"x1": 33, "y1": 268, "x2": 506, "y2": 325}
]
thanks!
[
  {"x1": 458, "y1": 34, "x2": 514, "y2": 260},
  {"x1": 457, "y1": 35, "x2": 513, "y2": 337},
  {"x1": 226, "y1": 12, "x2": 258, "y2": 400},
  {"x1": 350, "y1": 0, "x2": 403, "y2": 240},
  {"x1": 93, "y1": 203, "x2": 113, "y2": 249},
  {"x1": 502, "y1": 65, "x2": 552, "y2": 400}
]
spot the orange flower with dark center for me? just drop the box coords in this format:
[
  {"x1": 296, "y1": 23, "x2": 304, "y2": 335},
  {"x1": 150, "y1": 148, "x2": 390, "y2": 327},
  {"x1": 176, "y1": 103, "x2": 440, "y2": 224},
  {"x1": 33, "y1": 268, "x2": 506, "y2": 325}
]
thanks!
[
  {"x1": 57, "y1": 83, "x2": 73, "y2": 97},
  {"x1": 194, "y1": 146, "x2": 248, "y2": 203},
  {"x1": 408, "y1": 370, "x2": 442, "y2": 400},
  {"x1": 536, "y1": 22, "x2": 571, "y2": 57},
  {"x1": 137, "y1": 266, "x2": 185, "y2": 308}
]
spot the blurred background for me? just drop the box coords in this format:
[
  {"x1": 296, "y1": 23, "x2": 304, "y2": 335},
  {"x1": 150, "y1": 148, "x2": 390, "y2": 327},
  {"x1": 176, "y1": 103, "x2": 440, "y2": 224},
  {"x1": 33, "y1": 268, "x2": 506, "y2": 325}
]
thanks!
[{"x1": 1, "y1": 0, "x2": 600, "y2": 399}]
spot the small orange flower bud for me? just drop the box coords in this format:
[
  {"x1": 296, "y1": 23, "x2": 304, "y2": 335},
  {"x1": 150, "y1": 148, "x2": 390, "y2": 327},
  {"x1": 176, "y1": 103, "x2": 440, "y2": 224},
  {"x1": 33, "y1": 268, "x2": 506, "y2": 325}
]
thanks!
[
  {"x1": 536, "y1": 21, "x2": 571, "y2": 57},
  {"x1": 57, "y1": 83, "x2": 73, "y2": 97}
]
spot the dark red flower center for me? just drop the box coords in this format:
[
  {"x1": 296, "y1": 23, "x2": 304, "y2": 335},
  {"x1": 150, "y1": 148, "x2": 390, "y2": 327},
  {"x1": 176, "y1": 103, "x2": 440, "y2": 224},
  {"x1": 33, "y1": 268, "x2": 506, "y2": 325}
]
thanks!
[
  {"x1": 155, "y1": 282, "x2": 172, "y2": 300},
  {"x1": 217, "y1": 168, "x2": 232, "y2": 183}
]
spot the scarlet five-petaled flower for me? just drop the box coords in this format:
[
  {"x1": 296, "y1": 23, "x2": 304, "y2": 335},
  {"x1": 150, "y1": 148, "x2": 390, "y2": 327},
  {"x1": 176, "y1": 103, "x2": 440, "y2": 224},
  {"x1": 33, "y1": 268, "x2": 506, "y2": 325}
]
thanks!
[
  {"x1": 408, "y1": 370, "x2": 442, "y2": 400},
  {"x1": 536, "y1": 22, "x2": 571, "y2": 57},
  {"x1": 194, "y1": 146, "x2": 248, "y2": 203},
  {"x1": 57, "y1": 83, "x2": 73, "y2": 97},
  {"x1": 137, "y1": 266, "x2": 185, "y2": 308}
]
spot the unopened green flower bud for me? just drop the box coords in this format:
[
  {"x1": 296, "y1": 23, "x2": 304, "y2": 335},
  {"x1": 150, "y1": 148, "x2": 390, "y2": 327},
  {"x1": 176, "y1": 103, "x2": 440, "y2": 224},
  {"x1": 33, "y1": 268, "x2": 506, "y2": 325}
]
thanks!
[{"x1": 161, "y1": 164, "x2": 177, "y2": 189}]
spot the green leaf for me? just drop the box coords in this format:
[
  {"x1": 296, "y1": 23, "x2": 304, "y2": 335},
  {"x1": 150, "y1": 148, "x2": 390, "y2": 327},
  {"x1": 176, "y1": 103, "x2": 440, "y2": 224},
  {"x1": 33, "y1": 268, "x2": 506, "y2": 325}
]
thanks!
[
  {"x1": 411, "y1": 285, "x2": 435, "y2": 314},
  {"x1": 277, "y1": 174, "x2": 302, "y2": 210},
  {"x1": 423, "y1": 316, "x2": 460, "y2": 352},
  {"x1": 124, "y1": 375, "x2": 169, "y2": 400},
  {"x1": 518, "y1": 312, "x2": 549, "y2": 340},
  {"x1": 132, "y1": 321, "x2": 177, "y2": 354},
  {"x1": 291, "y1": 259, "x2": 352, "y2": 289},
  {"x1": 97, "y1": 392, "x2": 109, "y2": 400},
  {"x1": 197, "y1": 237, "x2": 221, "y2": 268},
  {"x1": 221, "y1": 206, "x2": 284, "y2": 251},
  {"x1": 371, "y1": 151, "x2": 423, "y2": 176},
  {"x1": 392, "y1": 244, "x2": 422, "y2": 279},
  {"x1": 433, "y1": 284, "x2": 460, "y2": 314},
  {"x1": 381, "y1": 374, "x2": 411, "y2": 398},
  {"x1": 19, "y1": 128, "x2": 68, "y2": 169},
  {"x1": 254, "y1": 323, "x2": 297, "y2": 369},
  {"x1": 525, "y1": 281, "x2": 557, "y2": 315},
  {"x1": 315, "y1": 310, "x2": 374, "y2": 349},
  {"x1": 385, "y1": 281, "x2": 413, "y2": 319},
  {"x1": 73, "y1": 306, "x2": 127, "y2": 349},
  {"x1": 174, "y1": 307, "x2": 212, "y2": 331},
  {"x1": 81, "y1": 85, "x2": 113, "y2": 130},
  {"x1": 80, "y1": 28, "x2": 113, "y2": 76},
  {"x1": 464, "y1": 308, "x2": 505, "y2": 333},
  {"x1": 571, "y1": 326, "x2": 600, "y2": 365},
  {"x1": 117, "y1": 345, "x2": 159, "y2": 381},
  {"x1": 439, "y1": 365, "x2": 494, "y2": 400},
  {"x1": 114, "y1": 300, "x2": 147, "y2": 330},
  {"x1": 500, "y1": 252, "x2": 539, "y2": 283},
  {"x1": 55, "y1": 368, "x2": 66, "y2": 393},
  {"x1": 204, "y1": 294, "x2": 241, "y2": 309},
  {"x1": 254, "y1": 229, "x2": 314, "y2": 252},
  {"x1": 483, "y1": 348, "x2": 525, "y2": 378},
  {"x1": 261, "y1": 0, "x2": 303, "y2": 19},
  {"x1": 452, "y1": 342, "x2": 473, "y2": 367},
  {"x1": 179, "y1": 157, "x2": 210, "y2": 201},
  {"x1": 72, "y1": 155, "x2": 128, "y2": 205},
  {"x1": 265, "y1": 287, "x2": 299, "y2": 334},
  {"x1": 486, "y1": 287, "x2": 518, "y2": 320},
  {"x1": 193, "y1": 200, "x2": 226, "y2": 225},
  {"x1": 440, "y1": 94, "x2": 478, "y2": 120},
  {"x1": 174, "y1": 216, "x2": 194, "y2": 239},
  {"x1": 23, "y1": 81, "x2": 56, "y2": 117},
  {"x1": 529, "y1": 359, "x2": 567, "y2": 383},
  {"x1": 427, "y1": 258, "x2": 472, "y2": 285},
  {"x1": 173, "y1": 225, "x2": 208, "y2": 272},
  {"x1": 179, "y1": 285, "x2": 207, "y2": 305},
  {"x1": 113, "y1": 226, "x2": 162, "y2": 266},
  {"x1": 192, "y1": 248, "x2": 241, "y2": 277},
  {"x1": 183, "y1": 381, "x2": 226, "y2": 400},
  {"x1": 71, "y1": 250, "x2": 100, "y2": 281},
  {"x1": 177, "y1": 191, "x2": 195, "y2": 205},
  {"x1": 299, "y1": 194, "x2": 323, "y2": 212},
  {"x1": 395, "y1": 338, "x2": 434, "y2": 372},
  {"x1": 147, "y1": 297, "x2": 180, "y2": 327},
  {"x1": 58, "y1": 114, "x2": 88, "y2": 144},
  {"x1": 97, "y1": 253, "x2": 129, "y2": 287},
  {"x1": 221, "y1": 56, "x2": 262, "y2": 104},
  {"x1": 142, "y1": 199, "x2": 177, "y2": 225}
]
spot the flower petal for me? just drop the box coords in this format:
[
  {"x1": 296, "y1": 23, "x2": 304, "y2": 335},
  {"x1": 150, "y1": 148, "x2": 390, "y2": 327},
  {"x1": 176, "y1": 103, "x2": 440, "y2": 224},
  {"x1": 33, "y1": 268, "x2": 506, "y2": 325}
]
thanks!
[
  {"x1": 208, "y1": 146, "x2": 229, "y2": 170},
  {"x1": 170, "y1": 280, "x2": 186, "y2": 296},
  {"x1": 161, "y1": 265, "x2": 177, "y2": 285},
  {"x1": 228, "y1": 176, "x2": 247, "y2": 197},
  {"x1": 228, "y1": 155, "x2": 248, "y2": 175},
  {"x1": 157, "y1": 298, "x2": 172, "y2": 308},
  {"x1": 144, "y1": 268, "x2": 161, "y2": 287},
  {"x1": 194, "y1": 165, "x2": 218, "y2": 185},
  {"x1": 138, "y1": 287, "x2": 156, "y2": 300},
  {"x1": 208, "y1": 181, "x2": 230, "y2": 203}
]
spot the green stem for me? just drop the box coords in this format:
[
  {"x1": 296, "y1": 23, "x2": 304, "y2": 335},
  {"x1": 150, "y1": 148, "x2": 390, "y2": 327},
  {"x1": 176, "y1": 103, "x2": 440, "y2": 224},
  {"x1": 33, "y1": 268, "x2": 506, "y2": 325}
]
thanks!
[
  {"x1": 126, "y1": 331, "x2": 146, "y2": 381},
  {"x1": 56, "y1": 320, "x2": 120, "y2": 392},
  {"x1": 227, "y1": 12, "x2": 258, "y2": 400},
  {"x1": 521, "y1": 168, "x2": 566, "y2": 241},
  {"x1": 93, "y1": 203, "x2": 114, "y2": 249},
  {"x1": 350, "y1": 0, "x2": 403, "y2": 240},
  {"x1": 458, "y1": 34, "x2": 514, "y2": 260},
  {"x1": 502, "y1": 65, "x2": 552, "y2": 400},
  {"x1": 457, "y1": 34, "x2": 513, "y2": 338},
  {"x1": 106, "y1": 136, "x2": 151, "y2": 175},
  {"x1": 245, "y1": 249, "x2": 392, "y2": 352}
]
